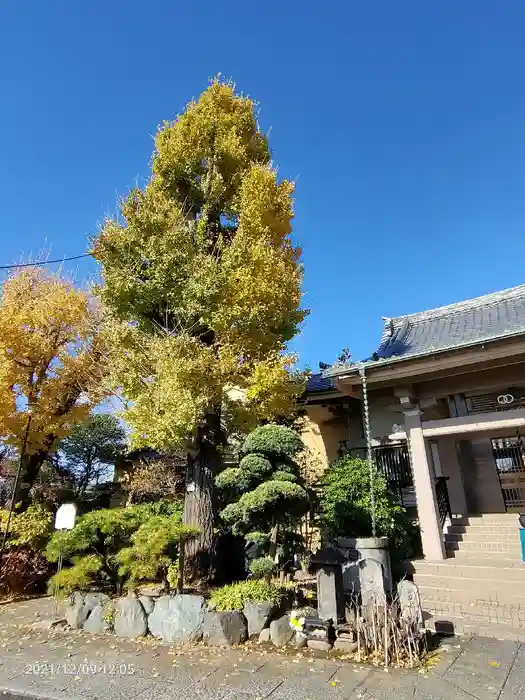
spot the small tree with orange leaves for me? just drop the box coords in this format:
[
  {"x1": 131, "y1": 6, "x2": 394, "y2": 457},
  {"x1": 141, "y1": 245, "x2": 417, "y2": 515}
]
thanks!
[{"x1": 0, "y1": 268, "x2": 107, "y2": 509}]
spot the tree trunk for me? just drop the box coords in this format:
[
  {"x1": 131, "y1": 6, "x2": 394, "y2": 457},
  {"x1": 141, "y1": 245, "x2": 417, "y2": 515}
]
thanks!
[
  {"x1": 176, "y1": 546, "x2": 184, "y2": 593},
  {"x1": 183, "y1": 411, "x2": 222, "y2": 585},
  {"x1": 16, "y1": 450, "x2": 48, "y2": 511},
  {"x1": 268, "y1": 522, "x2": 279, "y2": 561},
  {"x1": 266, "y1": 522, "x2": 279, "y2": 583}
]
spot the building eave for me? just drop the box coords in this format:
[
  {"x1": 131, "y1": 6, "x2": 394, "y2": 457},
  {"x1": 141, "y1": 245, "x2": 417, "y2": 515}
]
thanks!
[{"x1": 322, "y1": 329, "x2": 525, "y2": 381}]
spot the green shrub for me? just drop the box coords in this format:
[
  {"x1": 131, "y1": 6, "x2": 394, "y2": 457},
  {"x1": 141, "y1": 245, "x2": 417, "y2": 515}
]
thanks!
[
  {"x1": 102, "y1": 600, "x2": 116, "y2": 626},
  {"x1": 242, "y1": 424, "x2": 303, "y2": 459},
  {"x1": 221, "y1": 481, "x2": 308, "y2": 532},
  {"x1": 245, "y1": 531, "x2": 269, "y2": 547},
  {"x1": 45, "y1": 501, "x2": 192, "y2": 595},
  {"x1": 47, "y1": 554, "x2": 103, "y2": 597},
  {"x1": 166, "y1": 561, "x2": 180, "y2": 590},
  {"x1": 0, "y1": 505, "x2": 54, "y2": 595},
  {"x1": 209, "y1": 580, "x2": 288, "y2": 611},
  {"x1": 319, "y1": 457, "x2": 410, "y2": 547},
  {"x1": 249, "y1": 556, "x2": 276, "y2": 579},
  {"x1": 239, "y1": 454, "x2": 273, "y2": 478},
  {"x1": 116, "y1": 514, "x2": 198, "y2": 589},
  {"x1": 0, "y1": 504, "x2": 53, "y2": 550},
  {"x1": 215, "y1": 467, "x2": 250, "y2": 492}
]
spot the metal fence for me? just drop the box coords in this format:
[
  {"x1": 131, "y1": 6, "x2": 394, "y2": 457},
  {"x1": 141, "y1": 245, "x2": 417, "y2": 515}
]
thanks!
[{"x1": 339, "y1": 441, "x2": 414, "y2": 505}]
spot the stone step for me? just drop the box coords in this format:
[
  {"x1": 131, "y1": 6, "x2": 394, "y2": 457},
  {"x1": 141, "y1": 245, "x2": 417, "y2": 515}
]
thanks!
[
  {"x1": 445, "y1": 533, "x2": 521, "y2": 545},
  {"x1": 445, "y1": 529, "x2": 520, "y2": 540},
  {"x1": 418, "y1": 584, "x2": 525, "y2": 609},
  {"x1": 405, "y1": 558, "x2": 525, "y2": 578},
  {"x1": 413, "y1": 569, "x2": 525, "y2": 592},
  {"x1": 446, "y1": 517, "x2": 519, "y2": 528},
  {"x1": 444, "y1": 543, "x2": 521, "y2": 555},
  {"x1": 444, "y1": 541, "x2": 521, "y2": 555},
  {"x1": 424, "y1": 612, "x2": 525, "y2": 642},
  {"x1": 460, "y1": 514, "x2": 520, "y2": 524},
  {"x1": 444, "y1": 551, "x2": 522, "y2": 563},
  {"x1": 444, "y1": 531, "x2": 521, "y2": 543},
  {"x1": 422, "y1": 599, "x2": 525, "y2": 626}
]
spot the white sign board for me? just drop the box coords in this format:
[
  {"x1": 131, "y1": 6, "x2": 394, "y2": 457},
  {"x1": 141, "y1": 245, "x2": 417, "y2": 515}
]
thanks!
[{"x1": 54, "y1": 503, "x2": 77, "y2": 530}]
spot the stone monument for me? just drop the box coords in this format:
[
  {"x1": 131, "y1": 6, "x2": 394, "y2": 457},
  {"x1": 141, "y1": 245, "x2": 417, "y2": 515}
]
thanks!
[
  {"x1": 308, "y1": 547, "x2": 346, "y2": 623},
  {"x1": 305, "y1": 547, "x2": 346, "y2": 648},
  {"x1": 358, "y1": 557, "x2": 385, "y2": 606},
  {"x1": 397, "y1": 579, "x2": 423, "y2": 630}
]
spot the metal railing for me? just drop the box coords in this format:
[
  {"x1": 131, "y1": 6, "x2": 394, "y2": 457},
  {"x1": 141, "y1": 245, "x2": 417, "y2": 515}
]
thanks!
[
  {"x1": 435, "y1": 476, "x2": 452, "y2": 526},
  {"x1": 338, "y1": 441, "x2": 414, "y2": 506},
  {"x1": 374, "y1": 443, "x2": 413, "y2": 488},
  {"x1": 340, "y1": 440, "x2": 453, "y2": 527}
]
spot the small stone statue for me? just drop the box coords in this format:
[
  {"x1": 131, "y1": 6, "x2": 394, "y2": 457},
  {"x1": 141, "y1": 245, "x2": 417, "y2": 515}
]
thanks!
[
  {"x1": 397, "y1": 579, "x2": 423, "y2": 629},
  {"x1": 358, "y1": 558, "x2": 385, "y2": 606}
]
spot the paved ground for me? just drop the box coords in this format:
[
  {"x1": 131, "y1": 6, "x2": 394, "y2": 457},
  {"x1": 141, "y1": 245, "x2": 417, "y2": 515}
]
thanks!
[{"x1": 0, "y1": 598, "x2": 522, "y2": 699}]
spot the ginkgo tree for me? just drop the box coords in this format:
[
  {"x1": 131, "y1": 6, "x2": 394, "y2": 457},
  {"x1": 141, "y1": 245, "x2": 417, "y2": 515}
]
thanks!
[
  {"x1": 0, "y1": 268, "x2": 106, "y2": 509},
  {"x1": 93, "y1": 79, "x2": 307, "y2": 581}
]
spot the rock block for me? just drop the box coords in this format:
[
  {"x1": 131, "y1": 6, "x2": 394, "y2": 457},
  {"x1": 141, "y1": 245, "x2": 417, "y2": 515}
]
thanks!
[
  {"x1": 148, "y1": 594, "x2": 205, "y2": 643},
  {"x1": 307, "y1": 639, "x2": 332, "y2": 651},
  {"x1": 294, "y1": 633, "x2": 307, "y2": 649},
  {"x1": 203, "y1": 611, "x2": 247, "y2": 646},
  {"x1": 258, "y1": 628, "x2": 271, "y2": 643},
  {"x1": 138, "y1": 595, "x2": 155, "y2": 615},
  {"x1": 243, "y1": 600, "x2": 275, "y2": 637},
  {"x1": 83, "y1": 604, "x2": 111, "y2": 634},
  {"x1": 333, "y1": 639, "x2": 357, "y2": 652},
  {"x1": 270, "y1": 614, "x2": 294, "y2": 647},
  {"x1": 114, "y1": 595, "x2": 147, "y2": 638},
  {"x1": 64, "y1": 592, "x2": 108, "y2": 629}
]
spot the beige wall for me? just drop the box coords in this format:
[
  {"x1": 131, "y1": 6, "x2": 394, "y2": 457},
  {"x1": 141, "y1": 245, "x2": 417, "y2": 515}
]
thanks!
[
  {"x1": 369, "y1": 408, "x2": 403, "y2": 444},
  {"x1": 299, "y1": 407, "x2": 347, "y2": 481},
  {"x1": 464, "y1": 437, "x2": 505, "y2": 513},
  {"x1": 302, "y1": 400, "x2": 406, "y2": 475}
]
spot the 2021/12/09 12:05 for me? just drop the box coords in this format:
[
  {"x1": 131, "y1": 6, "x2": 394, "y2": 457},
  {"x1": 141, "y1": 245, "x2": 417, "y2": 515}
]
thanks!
[{"x1": 24, "y1": 662, "x2": 136, "y2": 675}]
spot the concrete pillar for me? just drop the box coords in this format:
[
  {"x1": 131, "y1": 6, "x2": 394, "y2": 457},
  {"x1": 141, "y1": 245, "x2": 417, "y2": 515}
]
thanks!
[{"x1": 404, "y1": 409, "x2": 445, "y2": 561}]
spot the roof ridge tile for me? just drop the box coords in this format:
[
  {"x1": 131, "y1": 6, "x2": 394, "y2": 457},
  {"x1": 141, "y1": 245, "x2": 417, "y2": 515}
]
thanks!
[{"x1": 391, "y1": 284, "x2": 525, "y2": 325}]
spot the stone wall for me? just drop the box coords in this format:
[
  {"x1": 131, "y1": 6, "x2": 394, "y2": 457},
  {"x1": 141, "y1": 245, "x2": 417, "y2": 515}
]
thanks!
[{"x1": 63, "y1": 591, "x2": 296, "y2": 648}]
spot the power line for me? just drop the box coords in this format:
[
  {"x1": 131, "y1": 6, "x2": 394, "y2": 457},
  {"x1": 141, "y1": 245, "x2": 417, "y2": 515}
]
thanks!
[{"x1": 0, "y1": 253, "x2": 92, "y2": 270}]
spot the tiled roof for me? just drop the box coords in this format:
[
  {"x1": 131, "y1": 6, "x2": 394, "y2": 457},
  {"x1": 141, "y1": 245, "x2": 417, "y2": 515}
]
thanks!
[
  {"x1": 306, "y1": 373, "x2": 336, "y2": 393},
  {"x1": 376, "y1": 284, "x2": 525, "y2": 360}
]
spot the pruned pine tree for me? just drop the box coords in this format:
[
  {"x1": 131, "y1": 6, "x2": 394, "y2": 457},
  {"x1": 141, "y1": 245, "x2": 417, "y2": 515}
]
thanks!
[{"x1": 217, "y1": 424, "x2": 309, "y2": 579}]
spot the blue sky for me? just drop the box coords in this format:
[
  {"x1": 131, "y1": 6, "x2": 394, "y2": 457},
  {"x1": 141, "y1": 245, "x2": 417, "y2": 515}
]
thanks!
[{"x1": 1, "y1": 1, "x2": 525, "y2": 371}]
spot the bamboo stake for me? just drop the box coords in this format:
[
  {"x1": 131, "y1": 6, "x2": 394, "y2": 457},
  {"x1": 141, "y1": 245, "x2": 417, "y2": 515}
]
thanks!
[
  {"x1": 385, "y1": 601, "x2": 388, "y2": 671},
  {"x1": 372, "y1": 601, "x2": 378, "y2": 663},
  {"x1": 406, "y1": 624, "x2": 414, "y2": 668},
  {"x1": 392, "y1": 617, "x2": 400, "y2": 668}
]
